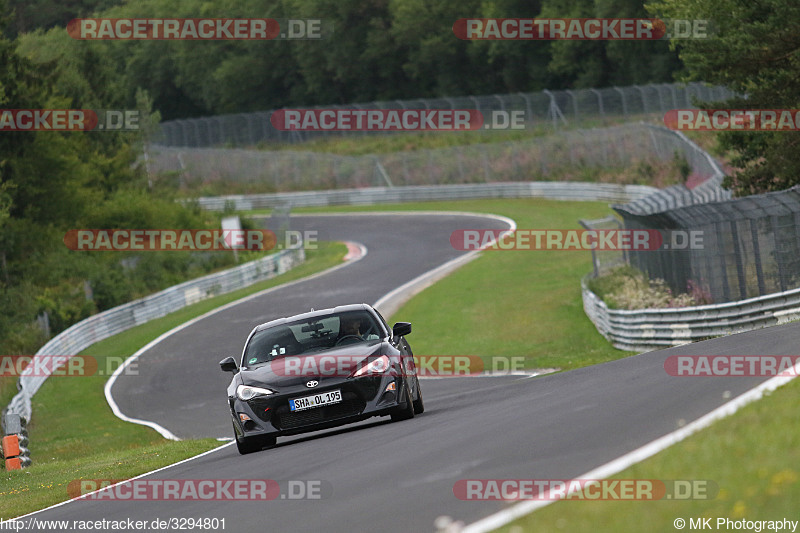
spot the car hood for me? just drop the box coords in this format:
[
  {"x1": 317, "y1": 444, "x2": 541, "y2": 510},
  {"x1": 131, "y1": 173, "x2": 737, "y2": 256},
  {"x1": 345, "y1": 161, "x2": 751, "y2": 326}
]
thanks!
[{"x1": 240, "y1": 341, "x2": 386, "y2": 389}]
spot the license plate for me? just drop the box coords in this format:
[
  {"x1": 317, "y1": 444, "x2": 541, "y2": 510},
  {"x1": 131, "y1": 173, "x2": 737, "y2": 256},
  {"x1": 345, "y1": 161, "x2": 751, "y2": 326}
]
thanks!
[{"x1": 290, "y1": 389, "x2": 342, "y2": 411}]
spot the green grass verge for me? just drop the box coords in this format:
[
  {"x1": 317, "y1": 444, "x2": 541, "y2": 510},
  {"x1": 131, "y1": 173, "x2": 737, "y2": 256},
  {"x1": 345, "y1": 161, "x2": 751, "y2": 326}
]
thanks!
[
  {"x1": 259, "y1": 198, "x2": 631, "y2": 370},
  {"x1": 252, "y1": 114, "x2": 661, "y2": 156},
  {"x1": 0, "y1": 241, "x2": 346, "y2": 519},
  {"x1": 496, "y1": 377, "x2": 800, "y2": 532},
  {"x1": 323, "y1": 200, "x2": 795, "y2": 532},
  {"x1": 165, "y1": 114, "x2": 685, "y2": 198},
  {"x1": 374, "y1": 199, "x2": 631, "y2": 370}
]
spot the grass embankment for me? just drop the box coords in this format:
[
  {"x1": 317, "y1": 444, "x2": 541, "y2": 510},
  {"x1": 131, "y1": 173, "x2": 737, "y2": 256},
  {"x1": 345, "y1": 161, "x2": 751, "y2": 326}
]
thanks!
[
  {"x1": 322, "y1": 200, "x2": 796, "y2": 532},
  {"x1": 498, "y1": 377, "x2": 800, "y2": 532},
  {"x1": 253, "y1": 114, "x2": 657, "y2": 156},
  {"x1": 0, "y1": 242, "x2": 346, "y2": 519},
  {"x1": 161, "y1": 113, "x2": 690, "y2": 198},
  {"x1": 385, "y1": 199, "x2": 629, "y2": 370},
  {"x1": 277, "y1": 198, "x2": 633, "y2": 371}
]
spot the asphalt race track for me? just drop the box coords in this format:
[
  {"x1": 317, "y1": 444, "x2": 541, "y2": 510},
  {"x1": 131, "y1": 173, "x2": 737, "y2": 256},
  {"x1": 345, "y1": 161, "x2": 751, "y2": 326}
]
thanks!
[{"x1": 29, "y1": 213, "x2": 794, "y2": 532}]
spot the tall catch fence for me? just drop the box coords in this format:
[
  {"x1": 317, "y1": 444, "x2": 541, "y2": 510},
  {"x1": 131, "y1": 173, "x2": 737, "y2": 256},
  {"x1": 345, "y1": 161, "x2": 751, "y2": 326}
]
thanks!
[
  {"x1": 148, "y1": 123, "x2": 726, "y2": 192},
  {"x1": 151, "y1": 82, "x2": 734, "y2": 148},
  {"x1": 615, "y1": 186, "x2": 800, "y2": 304}
]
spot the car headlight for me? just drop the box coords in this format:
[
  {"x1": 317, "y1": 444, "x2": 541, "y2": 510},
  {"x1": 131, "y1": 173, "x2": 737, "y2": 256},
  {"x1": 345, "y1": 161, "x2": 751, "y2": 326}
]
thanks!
[
  {"x1": 352, "y1": 355, "x2": 391, "y2": 377},
  {"x1": 236, "y1": 384, "x2": 275, "y2": 401}
]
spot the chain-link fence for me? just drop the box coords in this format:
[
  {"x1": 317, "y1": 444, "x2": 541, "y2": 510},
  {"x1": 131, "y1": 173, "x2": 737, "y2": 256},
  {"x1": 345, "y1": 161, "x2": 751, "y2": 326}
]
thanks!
[
  {"x1": 148, "y1": 123, "x2": 723, "y2": 193},
  {"x1": 615, "y1": 186, "x2": 800, "y2": 304},
  {"x1": 580, "y1": 215, "x2": 627, "y2": 277},
  {"x1": 151, "y1": 82, "x2": 735, "y2": 148}
]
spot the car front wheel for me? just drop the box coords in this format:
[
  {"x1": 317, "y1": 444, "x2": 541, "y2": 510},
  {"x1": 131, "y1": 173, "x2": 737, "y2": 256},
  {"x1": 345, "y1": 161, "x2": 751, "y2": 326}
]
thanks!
[
  {"x1": 235, "y1": 426, "x2": 277, "y2": 454},
  {"x1": 412, "y1": 376, "x2": 425, "y2": 414},
  {"x1": 391, "y1": 382, "x2": 416, "y2": 422}
]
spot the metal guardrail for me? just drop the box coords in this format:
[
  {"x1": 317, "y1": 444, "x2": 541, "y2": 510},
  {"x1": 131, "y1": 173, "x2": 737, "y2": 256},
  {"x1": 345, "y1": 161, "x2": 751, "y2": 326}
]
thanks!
[
  {"x1": 579, "y1": 125, "x2": 800, "y2": 351},
  {"x1": 582, "y1": 277, "x2": 800, "y2": 352},
  {"x1": 2, "y1": 246, "x2": 305, "y2": 426},
  {"x1": 194, "y1": 182, "x2": 660, "y2": 211}
]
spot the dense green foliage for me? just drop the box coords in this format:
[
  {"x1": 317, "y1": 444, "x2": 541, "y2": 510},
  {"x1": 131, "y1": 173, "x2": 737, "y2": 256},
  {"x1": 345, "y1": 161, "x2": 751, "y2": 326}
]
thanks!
[
  {"x1": 648, "y1": 0, "x2": 800, "y2": 195},
  {"x1": 0, "y1": 2, "x2": 241, "y2": 355},
  {"x1": 16, "y1": 0, "x2": 772, "y2": 355},
  {"x1": 10, "y1": 0, "x2": 682, "y2": 121},
  {"x1": 0, "y1": 0, "x2": 690, "y2": 354}
]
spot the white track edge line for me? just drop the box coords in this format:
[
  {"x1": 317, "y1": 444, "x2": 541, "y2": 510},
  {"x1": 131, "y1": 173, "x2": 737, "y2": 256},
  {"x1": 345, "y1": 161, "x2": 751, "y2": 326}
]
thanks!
[
  {"x1": 285, "y1": 211, "x2": 517, "y2": 218},
  {"x1": 373, "y1": 213, "x2": 516, "y2": 313},
  {"x1": 104, "y1": 241, "x2": 368, "y2": 440},
  {"x1": 460, "y1": 363, "x2": 800, "y2": 533},
  {"x1": 9, "y1": 244, "x2": 368, "y2": 520},
  {"x1": 19, "y1": 211, "x2": 511, "y2": 520},
  {"x1": 11, "y1": 442, "x2": 235, "y2": 521}
]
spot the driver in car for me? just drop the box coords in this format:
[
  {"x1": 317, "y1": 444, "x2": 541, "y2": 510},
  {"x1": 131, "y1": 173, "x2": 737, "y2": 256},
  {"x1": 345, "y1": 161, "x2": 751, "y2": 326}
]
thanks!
[{"x1": 339, "y1": 316, "x2": 380, "y2": 342}]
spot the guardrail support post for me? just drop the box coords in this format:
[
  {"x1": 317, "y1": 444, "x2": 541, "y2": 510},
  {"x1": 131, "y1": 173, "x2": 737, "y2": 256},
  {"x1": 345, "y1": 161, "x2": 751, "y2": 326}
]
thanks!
[{"x1": 2, "y1": 413, "x2": 30, "y2": 470}]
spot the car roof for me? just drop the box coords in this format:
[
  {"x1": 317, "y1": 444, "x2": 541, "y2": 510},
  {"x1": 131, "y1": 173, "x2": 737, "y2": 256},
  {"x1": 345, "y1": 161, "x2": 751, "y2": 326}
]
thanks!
[{"x1": 253, "y1": 303, "x2": 373, "y2": 332}]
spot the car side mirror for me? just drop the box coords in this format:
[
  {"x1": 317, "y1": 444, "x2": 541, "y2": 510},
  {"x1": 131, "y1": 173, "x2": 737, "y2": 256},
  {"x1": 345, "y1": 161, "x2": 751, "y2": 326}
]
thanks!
[
  {"x1": 392, "y1": 322, "x2": 412, "y2": 337},
  {"x1": 219, "y1": 356, "x2": 239, "y2": 373}
]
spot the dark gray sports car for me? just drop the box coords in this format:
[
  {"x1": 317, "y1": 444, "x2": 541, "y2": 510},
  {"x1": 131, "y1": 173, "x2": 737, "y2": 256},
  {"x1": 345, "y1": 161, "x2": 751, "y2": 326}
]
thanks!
[{"x1": 220, "y1": 303, "x2": 424, "y2": 454}]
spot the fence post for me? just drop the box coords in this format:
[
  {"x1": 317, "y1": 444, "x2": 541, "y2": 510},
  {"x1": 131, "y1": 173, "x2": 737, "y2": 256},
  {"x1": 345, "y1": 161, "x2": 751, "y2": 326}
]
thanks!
[
  {"x1": 469, "y1": 96, "x2": 481, "y2": 115},
  {"x1": 518, "y1": 92, "x2": 533, "y2": 126},
  {"x1": 771, "y1": 215, "x2": 788, "y2": 292},
  {"x1": 493, "y1": 94, "x2": 505, "y2": 112},
  {"x1": 590, "y1": 88, "x2": 605, "y2": 117},
  {"x1": 651, "y1": 83, "x2": 666, "y2": 112},
  {"x1": 613, "y1": 86, "x2": 628, "y2": 117},
  {"x1": 633, "y1": 85, "x2": 648, "y2": 113},
  {"x1": 749, "y1": 219, "x2": 767, "y2": 296},
  {"x1": 565, "y1": 89, "x2": 579, "y2": 119},
  {"x1": 543, "y1": 90, "x2": 567, "y2": 130}
]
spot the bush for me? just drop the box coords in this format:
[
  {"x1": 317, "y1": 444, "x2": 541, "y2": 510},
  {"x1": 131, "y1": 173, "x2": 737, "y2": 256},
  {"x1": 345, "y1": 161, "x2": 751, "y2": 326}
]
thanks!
[
  {"x1": 35, "y1": 282, "x2": 96, "y2": 333},
  {"x1": 588, "y1": 266, "x2": 704, "y2": 310}
]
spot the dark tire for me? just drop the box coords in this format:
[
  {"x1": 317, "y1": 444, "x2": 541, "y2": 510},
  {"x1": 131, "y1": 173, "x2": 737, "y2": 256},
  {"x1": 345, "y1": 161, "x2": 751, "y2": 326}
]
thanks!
[
  {"x1": 391, "y1": 381, "x2": 415, "y2": 422},
  {"x1": 412, "y1": 376, "x2": 425, "y2": 414},
  {"x1": 236, "y1": 435, "x2": 263, "y2": 455},
  {"x1": 235, "y1": 429, "x2": 277, "y2": 455}
]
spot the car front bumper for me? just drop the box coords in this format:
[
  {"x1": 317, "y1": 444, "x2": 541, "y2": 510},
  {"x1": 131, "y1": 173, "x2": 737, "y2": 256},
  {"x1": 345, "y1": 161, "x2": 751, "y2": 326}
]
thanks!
[{"x1": 230, "y1": 374, "x2": 410, "y2": 439}]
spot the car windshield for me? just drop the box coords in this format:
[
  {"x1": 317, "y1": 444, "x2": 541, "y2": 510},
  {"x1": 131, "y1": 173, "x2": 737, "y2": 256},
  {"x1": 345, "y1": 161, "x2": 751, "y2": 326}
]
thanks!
[{"x1": 242, "y1": 310, "x2": 383, "y2": 366}]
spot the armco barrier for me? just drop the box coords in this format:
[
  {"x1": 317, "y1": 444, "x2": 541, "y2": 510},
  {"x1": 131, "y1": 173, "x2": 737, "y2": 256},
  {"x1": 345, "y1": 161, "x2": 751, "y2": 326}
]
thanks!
[
  {"x1": 193, "y1": 182, "x2": 660, "y2": 211},
  {"x1": 1, "y1": 414, "x2": 30, "y2": 470},
  {"x1": 2, "y1": 245, "x2": 305, "y2": 428},
  {"x1": 582, "y1": 276, "x2": 800, "y2": 352}
]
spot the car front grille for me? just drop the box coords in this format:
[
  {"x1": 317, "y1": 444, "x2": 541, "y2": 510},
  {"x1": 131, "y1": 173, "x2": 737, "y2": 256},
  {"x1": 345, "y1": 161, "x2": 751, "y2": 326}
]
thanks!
[{"x1": 274, "y1": 392, "x2": 365, "y2": 430}]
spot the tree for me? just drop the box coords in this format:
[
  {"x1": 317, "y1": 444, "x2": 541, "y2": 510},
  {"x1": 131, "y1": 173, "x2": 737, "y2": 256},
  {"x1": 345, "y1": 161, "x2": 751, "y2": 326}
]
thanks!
[
  {"x1": 543, "y1": 0, "x2": 682, "y2": 88},
  {"x1": 647, "y1": 0, "x2": 800, "y2": 195}
]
